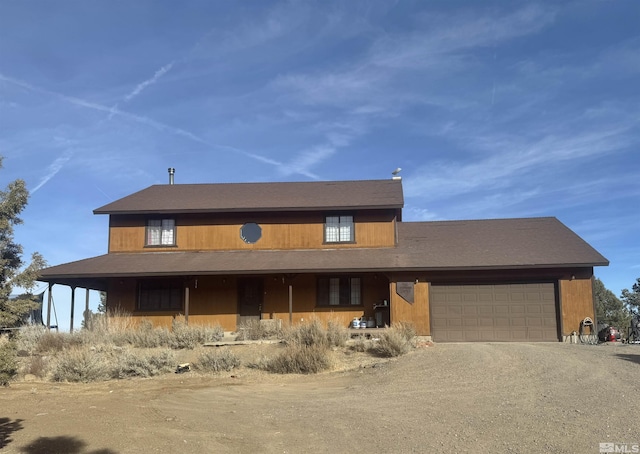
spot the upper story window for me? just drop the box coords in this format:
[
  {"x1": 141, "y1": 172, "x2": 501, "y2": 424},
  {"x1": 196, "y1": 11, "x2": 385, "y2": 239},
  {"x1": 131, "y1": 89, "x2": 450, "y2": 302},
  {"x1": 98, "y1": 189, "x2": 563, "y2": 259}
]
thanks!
[
  {"x1": 146, "y1": 219, "x2": 176, "y2": 246},
  {"x1": 325, "y1": 215, "x2": 354, "y2": 243}
]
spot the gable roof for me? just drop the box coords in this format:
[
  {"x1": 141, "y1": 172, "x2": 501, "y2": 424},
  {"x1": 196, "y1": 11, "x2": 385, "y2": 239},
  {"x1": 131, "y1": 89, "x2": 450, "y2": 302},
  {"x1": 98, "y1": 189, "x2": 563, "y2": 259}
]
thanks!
[
  {"x1": 94, "y1": 179, "x2": 404, "y2": 215},
  {"x1": 39, "y1": 217, "x2": 608, "y2": 290}
]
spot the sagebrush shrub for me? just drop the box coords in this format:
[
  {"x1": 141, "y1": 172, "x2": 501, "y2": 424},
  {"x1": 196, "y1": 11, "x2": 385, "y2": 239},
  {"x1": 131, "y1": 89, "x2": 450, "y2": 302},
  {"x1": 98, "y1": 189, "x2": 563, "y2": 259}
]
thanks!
[
  {"x1": 326, "y1": 320, "x2": 349, "y2": 347},
  {"x1": 260, "y1": 344, "x2": 331, "y2": 374},
  {"x1": 0, "y1": 339, "x2": 18, "y2": 386},
  {"x1": 235, "y1": 319, "x2": 280, "y2": 341},
  {"x1": 37, "y1": 331, "x2": 84, "y2": 353},
  {"x1": 25, "y1": 355, "x2": 49, "y2": 378},
  {"x1": 195, "y1": 349, "x2": 241, "y2": 372},
  {"x1": 51, "y1": 348, "x2": 111, "y2": 383},
  {"x1": 16, "y1": 325, "x2": 47, "y2": 355},
  {"x1": 111, "y1": 349, "x2": 176, "y2": 379},
  {"x1": 282, "y1": 320, "x2": 328, "y2": 348},
  {"x1": 372, "y1": 323, "x2": 416, "y2": 357},
  {"x1": 170, "y1": 319, "x2": 223, "y2": 349}
]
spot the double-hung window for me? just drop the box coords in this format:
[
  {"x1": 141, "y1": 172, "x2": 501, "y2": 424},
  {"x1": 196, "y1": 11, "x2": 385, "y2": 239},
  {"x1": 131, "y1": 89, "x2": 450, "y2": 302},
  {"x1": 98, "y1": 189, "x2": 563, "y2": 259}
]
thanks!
[
  {"x1": 325, "y1": 215, "x2": 354, "y2": 243},
  {"x1": 317, "y1": 277, "x2": 362, "y2": 306},
  {"x1": 146, "y1": 219, "x2": 176, "y2": 246}
]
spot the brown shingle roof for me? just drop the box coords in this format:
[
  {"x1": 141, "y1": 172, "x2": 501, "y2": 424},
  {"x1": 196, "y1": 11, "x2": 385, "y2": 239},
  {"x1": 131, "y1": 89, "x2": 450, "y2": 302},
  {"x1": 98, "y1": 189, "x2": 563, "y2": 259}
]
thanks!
[
  {"x1": 39, "y1": 217, "x2": 608, "y2": 289},
  {"x1": 94, "y1": 179, "x2": 404, "y2": 214}
]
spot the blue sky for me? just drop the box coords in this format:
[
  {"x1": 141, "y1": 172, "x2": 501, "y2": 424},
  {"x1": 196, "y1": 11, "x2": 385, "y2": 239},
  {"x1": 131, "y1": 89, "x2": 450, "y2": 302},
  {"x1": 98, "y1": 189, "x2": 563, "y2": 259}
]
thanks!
[{"x1": 1, "y1": 1, "x2": 638, "y2": 330}]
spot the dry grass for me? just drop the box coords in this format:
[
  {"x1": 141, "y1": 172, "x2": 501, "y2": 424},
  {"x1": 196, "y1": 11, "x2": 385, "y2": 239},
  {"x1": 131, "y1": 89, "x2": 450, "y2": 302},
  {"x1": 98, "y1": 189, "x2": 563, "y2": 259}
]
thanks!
[
  {"x1": 170, "y1": 317, "x2": 224, "y2": 349},
  {"x1": 235, "y1": 319, "x2": 281, "y2": 341},
  {"x1": 258, "y1": 344, "x2": 331, "y2": 374},
  {"x1": 50, "y1": 348, "x2": 111, "y2": 383},
  {"x1": 195, "y1": 348, "x2": 241, "y2": 373},
  {"x1": 111, "y1": 349, "x2": 176, "y2": 379},
  {"x1": 372, "y1": 322, "x2": 416, "y2": 357}
]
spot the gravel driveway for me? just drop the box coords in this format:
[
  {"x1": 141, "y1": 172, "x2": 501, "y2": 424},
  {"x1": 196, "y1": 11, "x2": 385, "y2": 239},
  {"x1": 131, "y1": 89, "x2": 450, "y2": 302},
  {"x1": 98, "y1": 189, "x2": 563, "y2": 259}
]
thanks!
[{"x1": 1, "y1": 342, "x2": 639, "y2": 453}]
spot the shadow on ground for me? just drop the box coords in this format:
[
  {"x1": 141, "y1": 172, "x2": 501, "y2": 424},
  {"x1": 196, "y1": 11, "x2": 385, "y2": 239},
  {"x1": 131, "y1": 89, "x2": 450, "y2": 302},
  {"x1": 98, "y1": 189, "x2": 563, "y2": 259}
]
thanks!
[
  {"x1": 0, "y1": 417, "x2": 24, "y2": 449},
  {"x1": 616, "y1": 353, "x2": 640, "y2": 366},
  {"x1": 18, "y1": 436, "x2": 117, "y2": 454}
]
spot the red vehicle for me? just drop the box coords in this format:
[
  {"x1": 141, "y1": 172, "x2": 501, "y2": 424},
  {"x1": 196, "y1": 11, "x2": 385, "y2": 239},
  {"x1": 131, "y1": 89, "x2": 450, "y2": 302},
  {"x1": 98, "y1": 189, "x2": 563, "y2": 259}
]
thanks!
[{"x1": 598, "y1": 325, "x2": 621, "y2": 343}]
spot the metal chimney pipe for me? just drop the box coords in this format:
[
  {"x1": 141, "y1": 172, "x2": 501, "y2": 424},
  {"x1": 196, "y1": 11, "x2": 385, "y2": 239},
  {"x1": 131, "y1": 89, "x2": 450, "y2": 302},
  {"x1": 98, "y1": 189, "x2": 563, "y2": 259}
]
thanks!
[{"x1": 168, "y1": 167, "x2": 175, "y2": 185}]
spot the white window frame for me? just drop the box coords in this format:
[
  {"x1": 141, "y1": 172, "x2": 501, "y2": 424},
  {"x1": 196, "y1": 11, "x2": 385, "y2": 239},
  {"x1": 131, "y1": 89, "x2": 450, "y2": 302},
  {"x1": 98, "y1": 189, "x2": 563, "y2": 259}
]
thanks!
[
  {"x1": 146, "y1": 218, "x2": 176, "y2": 246},
  {"x1": 325, "y1": 215, "x2": 354, "y2": 243}
]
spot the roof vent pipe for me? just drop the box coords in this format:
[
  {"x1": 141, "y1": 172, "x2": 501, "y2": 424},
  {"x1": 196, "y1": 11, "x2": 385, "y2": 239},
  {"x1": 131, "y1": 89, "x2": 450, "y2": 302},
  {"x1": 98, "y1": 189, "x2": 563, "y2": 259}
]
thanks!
[{"x1": 168, "y1": 167, "x2": 175, "y2": 185}]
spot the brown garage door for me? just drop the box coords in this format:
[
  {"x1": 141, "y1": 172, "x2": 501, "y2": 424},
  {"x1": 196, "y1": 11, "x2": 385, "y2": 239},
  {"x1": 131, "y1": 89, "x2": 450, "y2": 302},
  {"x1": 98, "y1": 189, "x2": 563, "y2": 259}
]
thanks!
[{"x1": 430, "y1": 283, "x2": 558, "y2": 342}]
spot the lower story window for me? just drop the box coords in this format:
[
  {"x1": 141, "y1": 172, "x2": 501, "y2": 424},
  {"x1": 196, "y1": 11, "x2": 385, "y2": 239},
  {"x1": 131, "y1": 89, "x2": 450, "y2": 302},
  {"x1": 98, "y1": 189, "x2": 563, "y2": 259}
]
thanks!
[
  {"x1": 137, "y1": 279, "x2": 183, "y2": 311},
  {"x1": 317, "y1": 277, "x2": 361, "y2": 306}
]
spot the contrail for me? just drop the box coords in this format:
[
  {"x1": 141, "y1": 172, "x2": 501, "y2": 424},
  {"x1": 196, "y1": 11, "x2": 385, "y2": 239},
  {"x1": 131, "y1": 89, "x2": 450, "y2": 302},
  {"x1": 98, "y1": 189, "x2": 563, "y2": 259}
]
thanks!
[
  {"x1": 31, "y1": 150, "x2": 74, "y2": 194},
  {"x1": 124, "y1": 61, "x2": 175, "y2": 103},
  {"x1": 0, "y1": 72, "x2": 318, "y2": 179}
]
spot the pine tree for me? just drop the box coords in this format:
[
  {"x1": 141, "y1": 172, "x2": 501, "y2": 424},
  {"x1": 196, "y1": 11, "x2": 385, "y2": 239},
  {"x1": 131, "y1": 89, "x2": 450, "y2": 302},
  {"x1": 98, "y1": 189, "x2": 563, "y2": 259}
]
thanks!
[{"x1": 0, "y1": 157, "x2": 47, "y2": 328}]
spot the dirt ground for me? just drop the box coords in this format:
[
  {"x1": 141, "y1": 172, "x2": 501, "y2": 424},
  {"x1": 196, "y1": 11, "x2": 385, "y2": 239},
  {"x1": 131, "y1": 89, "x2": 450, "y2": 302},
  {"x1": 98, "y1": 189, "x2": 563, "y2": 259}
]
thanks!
[{"x1": 1, "y1": 341, "x2": 639, "y2": 454}]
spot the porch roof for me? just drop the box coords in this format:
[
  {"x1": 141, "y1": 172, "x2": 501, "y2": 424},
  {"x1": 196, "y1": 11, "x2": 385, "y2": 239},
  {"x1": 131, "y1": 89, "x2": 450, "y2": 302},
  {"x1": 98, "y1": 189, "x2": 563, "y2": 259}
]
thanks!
[{"x1": 39, "y1": 217, "x2": 608, "y2": 290}]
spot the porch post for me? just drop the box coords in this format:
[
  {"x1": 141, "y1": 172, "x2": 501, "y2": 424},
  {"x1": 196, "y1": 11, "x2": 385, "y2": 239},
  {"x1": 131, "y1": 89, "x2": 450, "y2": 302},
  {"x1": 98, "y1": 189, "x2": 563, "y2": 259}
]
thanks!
[
  {"x1": 84, "y1": 288, "x2": 90, "y2": 329},
  {"x1": 288, "y1": 284, "x2": 293, "y2": 326},
  {"x1": 46, "y1": 283, "x2": 53, "y2": 330},
  {"x1": 184, "y1": 286, "x2": 190, "y2": 325},
  {"x1": 70, "y1": 286, "x2": 76, "y2": 332}
]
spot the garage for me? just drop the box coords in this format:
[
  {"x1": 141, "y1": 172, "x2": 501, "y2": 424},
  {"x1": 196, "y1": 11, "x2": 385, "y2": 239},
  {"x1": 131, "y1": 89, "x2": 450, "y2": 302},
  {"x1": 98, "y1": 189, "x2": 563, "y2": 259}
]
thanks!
[{"x1": 430, "y1": 283, "x2": 559, "y2": 342}]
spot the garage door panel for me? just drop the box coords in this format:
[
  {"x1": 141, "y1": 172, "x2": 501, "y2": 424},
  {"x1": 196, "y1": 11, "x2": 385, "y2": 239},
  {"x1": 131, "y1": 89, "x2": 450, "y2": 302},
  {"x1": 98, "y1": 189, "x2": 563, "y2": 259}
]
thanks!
[{"x1": 431, "y1": 283, "x2": 558, "y2": 342}]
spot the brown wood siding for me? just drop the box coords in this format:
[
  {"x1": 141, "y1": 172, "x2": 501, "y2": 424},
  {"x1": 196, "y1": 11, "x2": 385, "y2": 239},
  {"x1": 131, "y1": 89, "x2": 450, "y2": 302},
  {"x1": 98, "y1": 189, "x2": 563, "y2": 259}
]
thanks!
[
  {"x1": 107, "y1": 277, "x2": 238, "y2": 331},
  {"x1": 559, "y1": 277, "x2": 595, "y2": 336},
  {"x1": 389, "y1": 281, "x2": 430, "y2": 336},
  {"x1": 106, "y1": 274, "x2": 390, "y2": 331},
  {"x1": 108, "y1": 211, "x2": 396, "y2": 253},
  {"x1": 429, "y1": 283, "x2": 558, "y2": 342}
]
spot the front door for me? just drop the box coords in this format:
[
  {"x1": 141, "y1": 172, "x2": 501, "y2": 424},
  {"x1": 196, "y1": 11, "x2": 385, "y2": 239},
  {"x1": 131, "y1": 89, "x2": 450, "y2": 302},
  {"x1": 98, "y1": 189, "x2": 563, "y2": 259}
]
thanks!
[{"x1": 238, "y1": 277, "x2": 263, "y2": 325}]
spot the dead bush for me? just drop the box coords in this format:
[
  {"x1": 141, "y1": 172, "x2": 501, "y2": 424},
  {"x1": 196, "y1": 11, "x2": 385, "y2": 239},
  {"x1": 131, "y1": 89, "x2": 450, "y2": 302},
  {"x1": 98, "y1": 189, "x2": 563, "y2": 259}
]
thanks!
[
  {"x1": 195, "y1": 348, "x2": 241, "y2": 373},
  {"x1": 111, "y1": 349, "x2": 176, "y2": 379},
  {"x1": 0, "y1": 338, "x2": 18, "y2": 386},
  {"x1": 235, "y1": 320, "x2": 280, "y2": 341},
  {"x1": 15, "y1": 325, "x2": 47, "y2": 355},
  {"x1": 170, "y1": 319, "x2": 223, "y2": 349},
  {"x1": 372, "y1": 324, "x2": 416, "y2": 358},
  {"x1": 259, "y1": 344, "x2": 331, "y2": 374},
  {"x1": 326, "y1": 320, "x2": 349, "y2": 347},
  {"x1": 50, "y1": 348, "x2": 111, "y2": 383},
  {"x1": 24, "y1": 355, "x2": 49, "y2": 379},
  {"x1": 124, "y1": 320, "x2": 172, "y2": 348},
  {"x1": 282, "y1": 320, "x2": 329, "y2": 348},
  {"x1": 37, "y1": 331, "x2": 84, "y2": 353},
  {"x1": 350, "y1": 338, "x2": 372, "y2": 353}
]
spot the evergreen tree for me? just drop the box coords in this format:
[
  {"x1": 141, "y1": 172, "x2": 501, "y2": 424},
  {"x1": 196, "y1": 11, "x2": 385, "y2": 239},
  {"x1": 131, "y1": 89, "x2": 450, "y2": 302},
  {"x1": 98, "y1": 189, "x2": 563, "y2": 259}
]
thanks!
[
  {"x1": 0, "y1": 157, "x2": 47, "y2": 328},
  {"x1": 594, "y1": 277, "x2": 630, "y2": 330},
  {"x1": 621, "y1": 278, "x2": 640, "y2": 315}
]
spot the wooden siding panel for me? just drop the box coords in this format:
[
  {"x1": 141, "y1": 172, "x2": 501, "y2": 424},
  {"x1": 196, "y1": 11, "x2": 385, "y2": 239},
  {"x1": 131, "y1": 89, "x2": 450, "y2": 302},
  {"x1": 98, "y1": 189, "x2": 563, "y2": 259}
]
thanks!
[
  {"x1": 108, "y1": 211, "x2": 396, "y2": 252},
  {"x1": 106, "y1": 274, "x2": 390, "y2": 331},
  {"x1": 390, "y1": 281, "x2": 430, "y2": 336},
  {"x1": 559, "y1": 277, "x2": 595, "y2": 336}
]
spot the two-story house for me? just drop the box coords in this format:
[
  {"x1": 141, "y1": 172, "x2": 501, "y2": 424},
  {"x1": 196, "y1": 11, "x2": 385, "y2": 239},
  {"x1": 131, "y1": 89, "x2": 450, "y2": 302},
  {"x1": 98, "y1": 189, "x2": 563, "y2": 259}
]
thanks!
[{"x1": 38, "y1": 176, "x2": 608, "y2": 342}]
